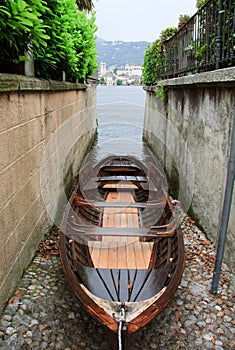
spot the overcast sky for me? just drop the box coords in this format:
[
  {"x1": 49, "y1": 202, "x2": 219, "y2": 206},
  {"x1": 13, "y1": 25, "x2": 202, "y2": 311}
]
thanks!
[{"x1": 94, "y1": 0, "x2": 197, "y2": 42}]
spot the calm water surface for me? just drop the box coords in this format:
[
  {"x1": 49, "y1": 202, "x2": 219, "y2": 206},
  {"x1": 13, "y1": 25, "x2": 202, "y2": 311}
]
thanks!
[{"x1": 86, "y1": 85, "x2": 161, "y2": 168}]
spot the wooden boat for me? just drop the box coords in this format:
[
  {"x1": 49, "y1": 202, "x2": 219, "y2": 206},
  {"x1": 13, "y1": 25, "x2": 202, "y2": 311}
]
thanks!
[{"x1": 60, "y1": 155, "x2": 185, "y2": 349}]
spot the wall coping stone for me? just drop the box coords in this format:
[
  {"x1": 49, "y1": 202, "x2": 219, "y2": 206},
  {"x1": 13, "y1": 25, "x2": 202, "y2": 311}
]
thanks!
[
  {"x1": 0, "y1": 73, "x2": 87, "y2": 92},
  {"x1": 143, "y1": 67, "x2": 235, "y2": 91}
]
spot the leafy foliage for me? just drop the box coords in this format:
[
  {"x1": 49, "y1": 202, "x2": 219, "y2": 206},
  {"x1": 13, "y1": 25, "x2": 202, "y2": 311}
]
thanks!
[
  {"x1": 178, "y1": 14, "x2": 191, "y2": 24},
  {"x1": 196, "y1": 0, "x2": 208, "y2": 8},
  {"x1": 142, "y1": 27, "x2": 177, "y2": 85},
  {"x1": 34, "y1": 0, "x2": 97, "y2": 81},
  {"x1": 0, "y1": 0, "x2": 49, "y2": 66},
  {"x1": 0, "y1": 0, "x2": 98, "y2": 81},
  {"x1": 143, "y1": 0, "x2": 234, "y2": 84},
  {"x1": 142, "y1": 40, "x2": 161, "y2": 86}
]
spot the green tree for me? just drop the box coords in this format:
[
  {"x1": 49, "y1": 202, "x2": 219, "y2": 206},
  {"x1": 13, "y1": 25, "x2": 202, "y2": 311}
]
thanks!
[{"x1": 99, "y1": 77, "x2": 106, "y2": 84}]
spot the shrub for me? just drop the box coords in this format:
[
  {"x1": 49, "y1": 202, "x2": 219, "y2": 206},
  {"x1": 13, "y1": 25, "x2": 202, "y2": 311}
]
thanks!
[
  {"x1": 0, "y1": 0, "x2": 49, "y2": 68},
  {"x1": 0, "y1": 0, "x2": 98, "y2": 81}
]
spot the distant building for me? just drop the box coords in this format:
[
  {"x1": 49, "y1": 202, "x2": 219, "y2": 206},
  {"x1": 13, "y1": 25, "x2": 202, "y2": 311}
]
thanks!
[
  {"x1": 125, "y1": 63, "x2": 142, "y2": 77},
  {"x1": 99, "y1": 62, "x2": 106, "y2": 76},
  {"x1": 105, "y1": 74, "x2": 115, "y2": 85},
  {"x1": 116, "y1": 69, "x2": 127, "y2": 76},
  {"x1": 98, "y1": 62, "x2": 142, "y2": 86}
]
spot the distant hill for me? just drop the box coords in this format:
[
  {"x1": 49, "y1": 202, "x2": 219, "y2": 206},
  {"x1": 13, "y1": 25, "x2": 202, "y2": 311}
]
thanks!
[{"x1": 96, "y1": 38, "x2": 152, "y2": 69}]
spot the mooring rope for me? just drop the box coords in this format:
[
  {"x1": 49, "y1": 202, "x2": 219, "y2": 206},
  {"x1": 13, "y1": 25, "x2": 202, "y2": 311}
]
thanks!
[
  {"x1": 118, "y1": 316, "x2": 123, "y2": 350},
  {"x1": 117, "y1": 303, "x2": 127, "y2": 350}
]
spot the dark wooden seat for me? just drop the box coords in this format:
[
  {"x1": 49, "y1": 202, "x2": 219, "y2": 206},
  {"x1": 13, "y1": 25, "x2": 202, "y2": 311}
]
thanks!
[
  {"x1": 96, "y1": 175, "x2": 147, "y2": 183},
  {"x1": 73, "y1": 193, "x2": 166, "y2": 210},
  {"x1": 66, "y1": 222, "x2": 176, "y2": 238}
]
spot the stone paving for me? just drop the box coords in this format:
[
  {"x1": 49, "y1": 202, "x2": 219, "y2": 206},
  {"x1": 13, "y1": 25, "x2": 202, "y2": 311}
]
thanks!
[{"x1": 0, "y1": 209, "x2": 234, "y2": 350}]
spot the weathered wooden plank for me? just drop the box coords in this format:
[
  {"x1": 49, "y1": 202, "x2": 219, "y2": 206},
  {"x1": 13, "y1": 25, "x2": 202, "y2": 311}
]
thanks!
[
  {"x1": 126, "y1": 242, "x2": 137, "y2": 269},
  {"x1": 99, "y1": 244, "x2": 109, "y2": 268},
  {"x1": 117, "y1": 243, "x2": 127, "y2": 269},
  {"x1": 142, "y1": 242, "x2": 154, "y2": 267},
  {"x1": 88, "y1": 241, "x2": 101, "y2": 266},
  {"x1": 107, "y1": 242, "x2": 118, "y2": 268},
  {"x1": 134, "y1": 242, "x2": 148, "y2": 269}
]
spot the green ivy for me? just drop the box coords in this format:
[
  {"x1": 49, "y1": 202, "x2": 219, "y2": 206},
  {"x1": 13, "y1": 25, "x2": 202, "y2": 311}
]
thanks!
[
  {"x1": 142, "y1": 27, "x2": 177, "y2": 86},
  {"x1": 142, "y1": 40, "x2": 161, "y2": 85},
  {"x1": 155, "y1": 81, "x2": 167, "y2": 103}
]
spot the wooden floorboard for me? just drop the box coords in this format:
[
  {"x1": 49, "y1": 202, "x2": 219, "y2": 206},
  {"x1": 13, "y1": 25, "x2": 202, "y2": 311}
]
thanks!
[{"x1": 88, "y1": 188, "x2": 153, "y2": 269}]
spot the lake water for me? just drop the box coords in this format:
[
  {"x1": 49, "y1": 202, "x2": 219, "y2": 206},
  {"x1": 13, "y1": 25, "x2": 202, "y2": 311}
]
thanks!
[{"x1": 85, "y1": 85, "x2": 162, "y2": 169}]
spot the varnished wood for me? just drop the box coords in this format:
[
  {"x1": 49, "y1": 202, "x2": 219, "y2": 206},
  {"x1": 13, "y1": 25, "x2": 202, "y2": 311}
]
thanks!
[{"x1": 88, "y1": 190, "x2": 154, "y2": 269}]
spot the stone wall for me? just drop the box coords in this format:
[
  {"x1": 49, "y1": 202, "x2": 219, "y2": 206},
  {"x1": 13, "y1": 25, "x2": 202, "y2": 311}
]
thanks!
[
  {"x1": 143, "y1": 67, "x2": 235, "y2": 275},
  {"x1": 0, "y1": 74, "x2": 97, "y2": 311}
]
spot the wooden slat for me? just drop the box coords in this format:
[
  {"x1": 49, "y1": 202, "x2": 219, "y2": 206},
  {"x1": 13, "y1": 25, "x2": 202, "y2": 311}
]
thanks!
[
  {"x1": 107, "y1": 242, "x2": 118, "y2": 268},
  {"x1": 126, "y1": 242, "x2": 137, "y2": 269},
  {"x1": 142, "y1": 243, "x2": 154, "y2": 267},
  {"x1": 117, "y1": 244, "x2": 127, "y2": 269},
  {"x1": 103, "y1": 183, "x2": 137, "y2": 189},
  {"x1": 99, "y1": 243, "x2": 109, "y2": 267},
  {"x1": 88, "y1": 241, "x2": 101, "y2": 266}
]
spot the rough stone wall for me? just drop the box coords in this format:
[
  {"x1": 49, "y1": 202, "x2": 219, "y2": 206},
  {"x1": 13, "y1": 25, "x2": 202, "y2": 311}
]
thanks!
[
  {"x1": 0, "y1": 74, "x2": 97, "y2": 311},
  {"x1": 143, "y1": 67, "x2": 235, "y2": 275}
]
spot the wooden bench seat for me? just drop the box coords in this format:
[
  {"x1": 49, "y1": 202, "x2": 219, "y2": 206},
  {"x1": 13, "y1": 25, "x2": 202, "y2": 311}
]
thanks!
[
  {"x1": 73, "y1": 193, "x2": 166, "y2": 209},
  {"x1": 96, "y1": 175, "x2": 147, "y2": 183}
]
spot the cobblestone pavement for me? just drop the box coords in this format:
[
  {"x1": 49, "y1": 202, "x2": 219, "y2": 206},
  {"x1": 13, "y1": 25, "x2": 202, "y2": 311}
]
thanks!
[{"x1": 0, "y1": 210, "x2": 234, "y2": 350}]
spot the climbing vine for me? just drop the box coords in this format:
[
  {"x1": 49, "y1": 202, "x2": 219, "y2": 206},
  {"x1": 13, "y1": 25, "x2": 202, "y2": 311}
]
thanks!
[
  {"x1": 142, "y1": 27, "x2": 177, "y2": 86},
  {"x1": 155, "y1": 81, "x2": 167, "y2": 103}
]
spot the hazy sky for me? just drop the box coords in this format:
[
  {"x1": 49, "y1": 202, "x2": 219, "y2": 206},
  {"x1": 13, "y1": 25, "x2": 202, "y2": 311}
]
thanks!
[{"x1": 94, "y1": 0, "x2": 197, "y2": 42}]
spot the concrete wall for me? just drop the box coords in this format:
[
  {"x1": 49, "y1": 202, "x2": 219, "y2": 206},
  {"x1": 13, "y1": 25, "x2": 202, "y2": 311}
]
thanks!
[
  {"x1": 143, "y1": 67, "x2": 235, "y2": 274},
  {"x1": 0, "y1": 74, "x2": 97, "y2": 311}
]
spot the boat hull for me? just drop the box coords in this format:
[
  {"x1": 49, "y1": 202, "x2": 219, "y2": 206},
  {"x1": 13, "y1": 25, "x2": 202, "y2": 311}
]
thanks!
[
  {"x1": 59, "y1": 155, "x2": 185, "y2": 348},
  {"x1": 60, "y1": 231, "x2": 184, "y2": 333}
]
